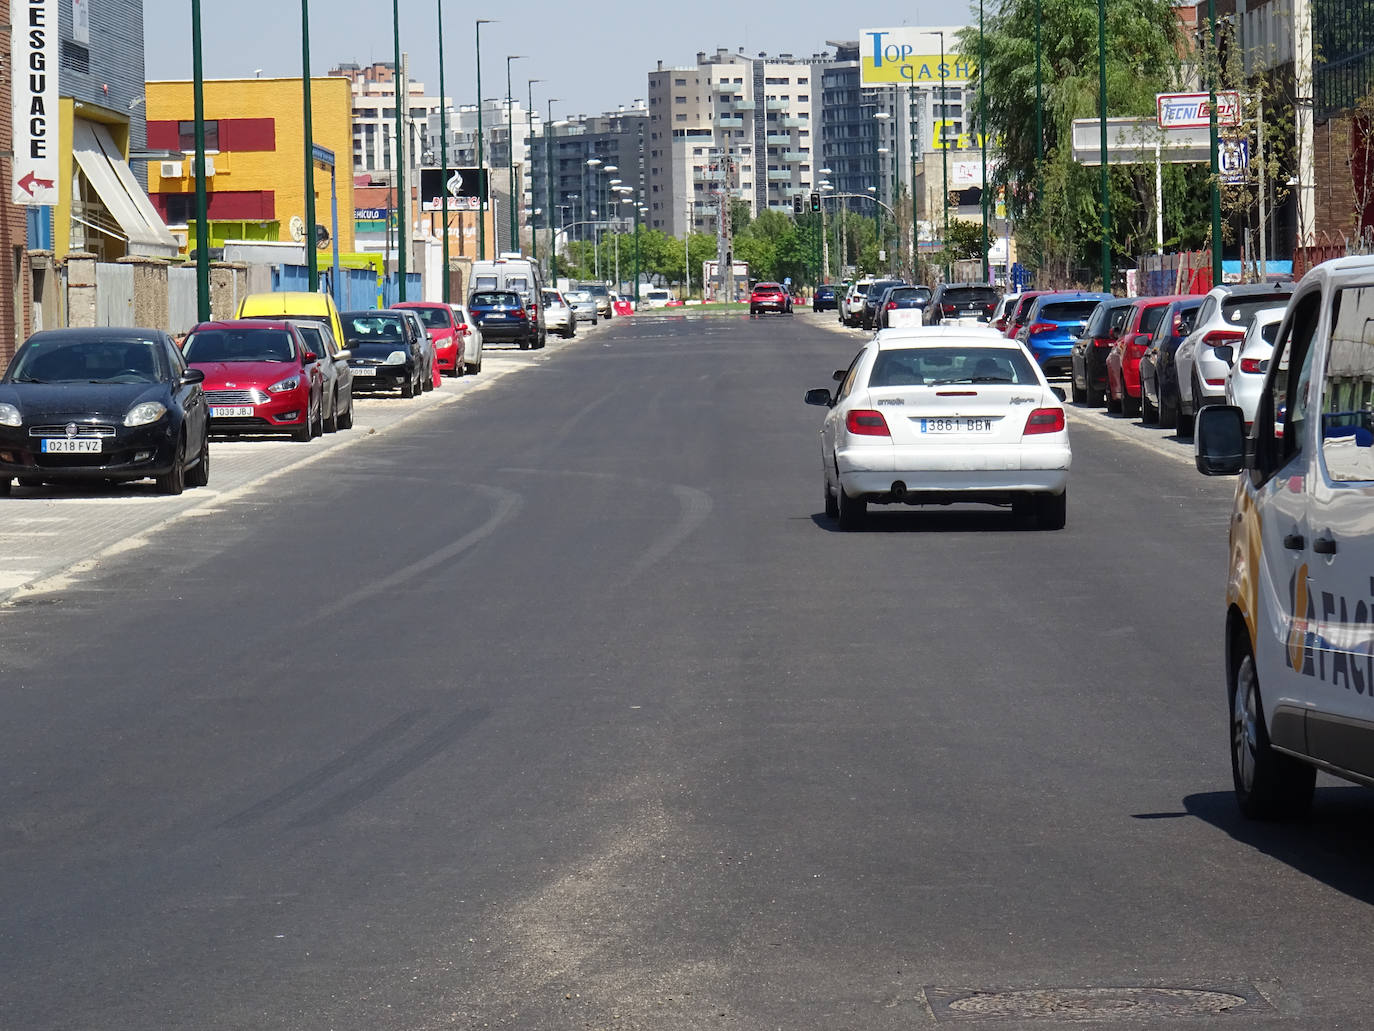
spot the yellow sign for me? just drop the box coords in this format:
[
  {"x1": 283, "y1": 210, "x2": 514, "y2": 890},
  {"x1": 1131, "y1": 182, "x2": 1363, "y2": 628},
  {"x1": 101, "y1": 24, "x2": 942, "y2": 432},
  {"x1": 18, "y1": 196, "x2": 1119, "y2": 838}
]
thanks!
[{"x1": 861, "y1": 29, "x2": 976, "y2": 85}]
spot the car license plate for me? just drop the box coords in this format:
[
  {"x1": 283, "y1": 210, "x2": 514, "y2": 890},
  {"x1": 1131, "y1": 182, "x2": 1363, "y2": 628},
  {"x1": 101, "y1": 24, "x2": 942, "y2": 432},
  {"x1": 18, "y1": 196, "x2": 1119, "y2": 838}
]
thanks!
[
  {"x1": 210, "y1": 406, "x2": 253, "y2": 418},
  {"x1": 351, "y1": 366, "x2": 377, "y2": 376},
  {"x1": 920, "y1": 417, "x2": 994, "y2": 433},
  {"x1": 40, "y1": 438, "x2": 102, "y2": 453},
  {"x1": 487, "y1": 313, "x2": 508, "y2": 320}
]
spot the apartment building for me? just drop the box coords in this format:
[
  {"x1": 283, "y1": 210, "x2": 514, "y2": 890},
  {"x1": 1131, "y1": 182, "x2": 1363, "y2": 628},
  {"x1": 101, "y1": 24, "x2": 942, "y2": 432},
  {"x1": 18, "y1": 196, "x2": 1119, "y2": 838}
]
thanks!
[
  {"x1": 646, "y1": 49, "x2": 822, "y2": 236},
  {"x1": 329, "y1": 62, "x2": 439, "y2": 178},
  {"x1": 526, "y1": 106, "x2": 648, "y2": 244}
]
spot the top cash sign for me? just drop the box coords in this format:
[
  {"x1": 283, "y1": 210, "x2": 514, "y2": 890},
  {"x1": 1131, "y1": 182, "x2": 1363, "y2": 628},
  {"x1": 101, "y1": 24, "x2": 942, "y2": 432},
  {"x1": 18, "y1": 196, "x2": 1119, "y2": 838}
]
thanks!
[
  {"x1": 861, "y1": 28, "x2": 975, "y2": 85},
  {"x1": 11, "y1": 0, "x2": 60, "y2": 205}
]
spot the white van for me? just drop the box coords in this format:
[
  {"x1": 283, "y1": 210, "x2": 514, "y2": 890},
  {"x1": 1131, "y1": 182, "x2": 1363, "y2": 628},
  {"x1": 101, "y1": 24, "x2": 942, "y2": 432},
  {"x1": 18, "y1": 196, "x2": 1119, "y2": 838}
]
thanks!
[
  {"x1": 1195, "y1": 255, "x2": 1374, "y2": 819},
  {"x1": 471, "y1": 254, "x2": 546, "y2": 347}
]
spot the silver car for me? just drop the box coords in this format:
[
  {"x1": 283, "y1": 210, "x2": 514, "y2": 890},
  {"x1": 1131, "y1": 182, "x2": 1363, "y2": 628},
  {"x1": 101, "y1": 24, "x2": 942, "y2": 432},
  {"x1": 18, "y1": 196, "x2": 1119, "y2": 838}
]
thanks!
[
  {"x1": 541, "y1": 289, "x2": 576, "y2": 339},
  {"x1": 450, "y1": 303, "x2": 484, "y2": 374},
  {"x1": 563, "y1": 290, "x2": 599, "y2": 325},
  {"x1": 288, "y1": 319, "x2": 354, "y2": 432},
  {"x1": 395, "y1": 308, "x2": 437, "y2": 391}
]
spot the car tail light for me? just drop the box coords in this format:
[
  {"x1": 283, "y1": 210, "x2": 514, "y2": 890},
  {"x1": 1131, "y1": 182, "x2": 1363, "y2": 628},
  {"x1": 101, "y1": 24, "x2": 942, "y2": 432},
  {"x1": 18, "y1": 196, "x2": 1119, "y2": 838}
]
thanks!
[
  {"x1": 1024, "y1": 408, "x2": 1065, "y2": 435},
  {"x1": 886, "y1": 300, "x2": 898, "y2": 310},
  {"x1": 943, "y1": 304, "x2": 956, "y2": 314},
  {"x1": 1239, "y1": 357, "x2": 1263, "y2": 374},
  {"x1": 513, "y1": 309, "x2": 528, "y2": 321},
  {"x1": 1202, "y1": 329, "x2": 1244, "y2": 347},
  {"x1": 1027, "y1": 321, "x2": 1054, "y2": 335},
  {"x1": 845, "y1": 409, "x2": 890, "y2": 436},
  {"x1": 1092, "y1": 336, "x2": 1113, "y2": 348}
]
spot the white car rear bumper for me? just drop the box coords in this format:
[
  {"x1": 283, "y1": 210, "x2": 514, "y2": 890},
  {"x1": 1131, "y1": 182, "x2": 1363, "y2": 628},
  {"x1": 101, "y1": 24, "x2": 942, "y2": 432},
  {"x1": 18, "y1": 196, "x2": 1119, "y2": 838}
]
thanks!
[{"x1": 837, "y1": 442, "x2": 1071, "y2": 496}]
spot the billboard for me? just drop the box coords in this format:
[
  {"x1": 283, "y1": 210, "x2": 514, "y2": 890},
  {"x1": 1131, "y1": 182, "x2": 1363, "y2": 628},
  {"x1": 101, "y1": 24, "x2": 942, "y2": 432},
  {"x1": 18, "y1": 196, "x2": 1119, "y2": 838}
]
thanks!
[
  {"x1": 860, "y1": 27, "x2": 975, "y2": 86},
  {"x1": 1156, "y1": 92, "x2": 1242, "y2": 130},
  {"x1": 419, "y1": 167, "x2": 488, "y2": 212},
  {"x1": 12, "y1": 0, "x2": 60, "y2": 205}
]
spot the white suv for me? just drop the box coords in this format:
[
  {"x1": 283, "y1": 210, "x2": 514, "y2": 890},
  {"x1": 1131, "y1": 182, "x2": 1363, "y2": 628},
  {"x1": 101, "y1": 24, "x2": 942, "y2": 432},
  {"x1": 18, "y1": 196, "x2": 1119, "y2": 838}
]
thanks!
[
  {"x1": 842, "y1": 280, "x2": 872, "y2": 328},
  {"x1": 1174, "y1": 282, "x2": 1294, "y2": 432},
  {"x1": 1194, "y1": 255, "x2": 1374, "y2": 819}
]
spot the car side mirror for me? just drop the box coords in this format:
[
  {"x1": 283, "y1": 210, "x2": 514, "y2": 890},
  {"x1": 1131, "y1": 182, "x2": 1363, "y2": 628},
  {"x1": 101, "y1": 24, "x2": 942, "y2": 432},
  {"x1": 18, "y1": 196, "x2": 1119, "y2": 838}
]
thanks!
[
  {"x1": 180, "y1": 368, "x2": 205, "y2": 385},
  {"x1": 832, "y1": 369, "x2": 846, "y2": 382},
  {"x1": 304, "y1": 351, "x2": 318, "y2": 363},
  {"x1": 333, "y1": 349, "x2": 351, "y2": 361},
  {"x1": 1195, "y1": 405, "x2": 1247, "y2": 475},
  {"x1": 805, "y1": 388, "x2": 834, "y2": 407},
  {"x1": 1214, "y1": 344, "x2": 1235, "y2": 366}
]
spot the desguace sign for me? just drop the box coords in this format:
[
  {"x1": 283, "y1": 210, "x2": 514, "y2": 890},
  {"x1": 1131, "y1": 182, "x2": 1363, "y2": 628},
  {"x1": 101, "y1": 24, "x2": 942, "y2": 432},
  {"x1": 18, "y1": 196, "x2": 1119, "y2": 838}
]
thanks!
[{"x1": 12, "y1": 0, "x2": 60, "y2": 206}]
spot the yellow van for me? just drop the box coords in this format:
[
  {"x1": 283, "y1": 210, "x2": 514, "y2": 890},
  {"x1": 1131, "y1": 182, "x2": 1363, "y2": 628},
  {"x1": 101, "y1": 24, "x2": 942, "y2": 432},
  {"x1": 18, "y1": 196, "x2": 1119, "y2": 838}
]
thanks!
[{"x1": 235, "y1": 292, "x2": 347, "y2": 353}]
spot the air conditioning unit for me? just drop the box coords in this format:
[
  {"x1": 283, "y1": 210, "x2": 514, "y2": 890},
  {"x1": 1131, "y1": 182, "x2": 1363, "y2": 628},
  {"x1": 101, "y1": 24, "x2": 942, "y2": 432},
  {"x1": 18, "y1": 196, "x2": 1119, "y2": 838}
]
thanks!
[
  {"x1": 160, "y1": 161, "x2": 183, "y2": 178},
  {"x1": 202, "y1": 156, "x2": 216, "y2": 176}
]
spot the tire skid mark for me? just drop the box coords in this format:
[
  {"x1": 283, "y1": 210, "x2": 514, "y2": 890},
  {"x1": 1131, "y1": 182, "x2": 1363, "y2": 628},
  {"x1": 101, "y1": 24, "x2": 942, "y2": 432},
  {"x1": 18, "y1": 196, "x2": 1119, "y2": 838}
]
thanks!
[
  {"x1": 221, "y1": 710, "x2": 427, "y2": 828},
  {"x1": 314, "y1": 483, "x2": 522, "y2": 621}
]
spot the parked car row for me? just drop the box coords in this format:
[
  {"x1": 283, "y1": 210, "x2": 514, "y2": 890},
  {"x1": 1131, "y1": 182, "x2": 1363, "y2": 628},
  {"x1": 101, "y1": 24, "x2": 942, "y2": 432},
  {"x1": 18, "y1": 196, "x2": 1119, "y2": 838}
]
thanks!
[{"x1": 0, "y1": 274, "x2": 599, "y2": 497}]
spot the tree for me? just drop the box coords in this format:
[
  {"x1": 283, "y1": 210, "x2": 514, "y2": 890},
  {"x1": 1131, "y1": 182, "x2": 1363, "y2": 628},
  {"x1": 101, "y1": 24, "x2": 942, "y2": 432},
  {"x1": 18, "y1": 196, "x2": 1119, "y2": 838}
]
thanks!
[{"x1": 963, "y1": 0, "x2": 1205, "y2": 282}]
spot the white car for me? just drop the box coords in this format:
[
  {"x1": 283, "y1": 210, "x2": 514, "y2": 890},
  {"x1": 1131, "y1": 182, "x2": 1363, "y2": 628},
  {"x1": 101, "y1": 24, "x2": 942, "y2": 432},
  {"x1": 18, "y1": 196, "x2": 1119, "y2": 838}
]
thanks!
[
  {"x1": 1223, "y1": 307, "x2": 1286, "y2": 428},
  {"x1": 643, "y1": 289, "x2": 675, "y2": 309},
  {"x1": 541, "y1": 289, "x2": 576, "y2": 339},
  {"x1": 805, "y1": 327, "x2": 1071, "y2": 530},
  {"x1": 1175, "y1": 283, "x2": 1294, "y2": 430},
  {"x1": 842, "y1": 279, "x2": 872, "y2": 327},
  {"x1": 450, "y1": 303, "x2": 483, "y2": 374}
]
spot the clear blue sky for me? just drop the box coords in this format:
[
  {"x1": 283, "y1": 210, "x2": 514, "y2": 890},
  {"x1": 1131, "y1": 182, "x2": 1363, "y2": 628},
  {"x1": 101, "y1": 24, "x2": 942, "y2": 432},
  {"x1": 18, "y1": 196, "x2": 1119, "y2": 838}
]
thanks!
[{"x1": 144, "y1": 0, "x2": 978, "y2": 118}]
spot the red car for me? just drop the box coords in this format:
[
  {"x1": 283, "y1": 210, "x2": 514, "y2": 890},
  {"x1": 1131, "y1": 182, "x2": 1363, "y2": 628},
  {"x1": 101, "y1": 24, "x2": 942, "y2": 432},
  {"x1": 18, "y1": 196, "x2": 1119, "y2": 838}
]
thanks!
[
  {"x1": 183, "y1": 320, "x2": 325, "y2": 442},
  {"x1": 1105, "y1": 295, "x2": 1189, "y2": 417},
  {"x1": 749, "y1": 282, "x2": 792, "y2": 317},
  {"x1": 394, "y1": 301, "x2": 457, "y2": 382},
  {"x1": 1003, "y1": 291, "x2": 1044, "y2": 339}
]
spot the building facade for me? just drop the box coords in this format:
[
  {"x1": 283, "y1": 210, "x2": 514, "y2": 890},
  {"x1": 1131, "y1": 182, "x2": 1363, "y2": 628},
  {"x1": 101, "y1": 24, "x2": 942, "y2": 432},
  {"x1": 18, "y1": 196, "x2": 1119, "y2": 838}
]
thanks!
[
  {"x1": 526, "y1": 107, "x2": 648, "y2": 245},
  {"x1": 330, "y1": 61, "x2": 438, "y2": 179},
  {"x1": 144, "y1": 77, "x2": 356, "y2": 255}
]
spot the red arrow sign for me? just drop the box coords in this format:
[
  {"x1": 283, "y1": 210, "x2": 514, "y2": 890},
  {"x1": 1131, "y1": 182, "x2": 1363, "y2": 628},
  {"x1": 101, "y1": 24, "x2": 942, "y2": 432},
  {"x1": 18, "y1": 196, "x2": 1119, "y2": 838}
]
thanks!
[{"x1": 17, "y1": 171, "x2": 55, "y2": 196}]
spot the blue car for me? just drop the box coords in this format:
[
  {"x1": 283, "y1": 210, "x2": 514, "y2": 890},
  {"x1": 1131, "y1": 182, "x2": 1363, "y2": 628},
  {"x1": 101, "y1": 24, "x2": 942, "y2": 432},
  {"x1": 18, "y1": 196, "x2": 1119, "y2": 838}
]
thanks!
[
  {"x1": 468, "y1": 290, "x2": 537, "y2": 349},
  {"x1": 1016, "y1": 292, "x2": 1114, "y2": 376}
]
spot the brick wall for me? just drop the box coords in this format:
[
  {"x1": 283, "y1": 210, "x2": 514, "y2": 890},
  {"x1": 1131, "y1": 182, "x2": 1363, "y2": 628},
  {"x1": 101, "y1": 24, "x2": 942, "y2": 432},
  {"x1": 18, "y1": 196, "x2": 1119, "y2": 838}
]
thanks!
[
  {"x1": 1312, "y1": 116, "x2": 1358, "y2": 241},
  {"x1": 0, "y1": 24, "x2": 33, "y2": 367}
]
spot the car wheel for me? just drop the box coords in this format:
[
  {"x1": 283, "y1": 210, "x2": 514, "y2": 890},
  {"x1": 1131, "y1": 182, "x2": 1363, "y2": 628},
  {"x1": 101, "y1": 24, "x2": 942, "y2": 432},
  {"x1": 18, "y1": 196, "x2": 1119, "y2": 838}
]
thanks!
[
  {"x1": 1034, "y1": 491, "x2": 1067, "y2": 530},
  {"x1": 422, "y1": 367, "x2": 434, "y2": 391},
  {"x1": 156, "y1": 434, "x2": 187, "y2": 495},
  {"x1": 1122, "y1": 389, "x2": 1141, "y2": 419},
  {"x1": 401, "y1": 372, "x2": 416, "y2": 398},
  {"x1": 1085, "y1": 383, "x2": 1104, "y2": 407},
  {"x1": 311, "y1": 396, "x2": 324, "y2": 437},
  {"x1": 187, "y1": 432, "x2": 210, "y2": 487},
  {"x1": 1106, "y1": 382, "x2": 1122, "y2": 413},
  {"x1": 1231, "y1": 648, "x2": 1315, "y2": 819},
  {"x1": 324, "y1": 390, "x2": 339, "y2": 433},
  {"x1": 0, "y1": 476, "x2": 10, "y2": 496},
  {"x1": 1070, "y1": 374, "x2": 1086, "y2": 404},
  {"x1": 564, "y1": 324, "x2": 574, "y2": 339},
  {"x1": 292, "y1": 410, "x2": 313, "y2": 441},
  {"x1": 338, "y1": 398, "x2": 354, "y2": 430},
  {"x1": 824, "y1": 478, "x2": 839, "y2": 519},
  {"x1": 1141, "y1": 385, "x2": 1158, "y2": 424},
  {"x1": 836, "y1": 487, "x2": 866, "y2": 531}
]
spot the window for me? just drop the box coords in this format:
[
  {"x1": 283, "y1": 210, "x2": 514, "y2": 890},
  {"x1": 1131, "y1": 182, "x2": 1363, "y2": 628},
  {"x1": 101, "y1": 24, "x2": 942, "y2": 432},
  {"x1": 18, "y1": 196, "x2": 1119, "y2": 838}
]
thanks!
[
  {"x1": 675, "y1": 78, "x2": 687, "y2": 86},
  {"x1": 1321, "y1": 287, "x2": 1374, "y2": 482},
  {"x1": 675, "y1": 114, "x2": 687, "y2": 122},
  {"x1": 178, "y1": 120, "x2": 219, "y2": 151},
  {"x1": 675, "y1": 96, "x2": 687, "y2": 105},
  {"x1": 1257, "y1": 293, "x2": 1322, "y2": 480}
]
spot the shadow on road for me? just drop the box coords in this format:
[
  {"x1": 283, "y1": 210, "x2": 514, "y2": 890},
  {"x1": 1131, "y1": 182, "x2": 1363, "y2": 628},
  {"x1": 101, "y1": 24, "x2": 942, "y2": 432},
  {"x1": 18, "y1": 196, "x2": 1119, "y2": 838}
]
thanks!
[
  {"x1": 1184, "y1": 788, "x2": 1374, "y2": 905},
  {"x1": 808, "y1": 507, "x2": 1037, "y2": 534}
]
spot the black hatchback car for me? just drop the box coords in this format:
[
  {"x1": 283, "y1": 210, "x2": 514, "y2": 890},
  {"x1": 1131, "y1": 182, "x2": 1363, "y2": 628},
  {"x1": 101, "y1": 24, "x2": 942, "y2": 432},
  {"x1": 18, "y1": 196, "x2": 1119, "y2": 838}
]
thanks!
[
  {"x1": 860, "y1": 279, "x2": 907, "y2": 331},
  {"x1": 812, "y1": 285, "x2": 838, "y2": 312},
  {"x1": 925, "y1": 284, "x2": 1000, "y2": 325},
  {"x1": 0, "y1": 327, "x2": 209, "y2": 495}
]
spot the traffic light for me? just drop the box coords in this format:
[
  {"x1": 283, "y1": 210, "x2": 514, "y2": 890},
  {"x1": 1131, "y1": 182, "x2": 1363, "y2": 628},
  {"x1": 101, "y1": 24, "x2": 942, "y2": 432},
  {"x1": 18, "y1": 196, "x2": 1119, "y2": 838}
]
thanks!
[
  {"x1": 809, "y1": 192, "x2": 821, "y2": 213},
  {"x1": 792, "y1": 195, "x2": 804, "y2": 216}
]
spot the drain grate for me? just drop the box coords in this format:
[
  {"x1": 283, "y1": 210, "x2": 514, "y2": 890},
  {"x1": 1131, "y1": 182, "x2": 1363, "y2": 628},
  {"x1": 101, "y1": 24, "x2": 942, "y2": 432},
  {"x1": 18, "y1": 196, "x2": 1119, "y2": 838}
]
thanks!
[{"x1": 924, "y1": 984, "x2": 1269, "y2": 1022}]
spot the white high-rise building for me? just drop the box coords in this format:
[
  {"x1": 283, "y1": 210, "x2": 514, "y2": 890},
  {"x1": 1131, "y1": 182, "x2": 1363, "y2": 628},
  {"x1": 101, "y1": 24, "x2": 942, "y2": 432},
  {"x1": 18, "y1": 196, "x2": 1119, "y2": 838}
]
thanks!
[{"x1": 329, "y1": 61, "x2": 442, "y2": 177}]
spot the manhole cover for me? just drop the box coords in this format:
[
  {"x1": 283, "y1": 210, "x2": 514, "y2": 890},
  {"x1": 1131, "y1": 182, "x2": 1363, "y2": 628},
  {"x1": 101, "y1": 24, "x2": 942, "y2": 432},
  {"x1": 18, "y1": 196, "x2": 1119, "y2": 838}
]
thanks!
[{"x1": 925, "y1": 985, "x2": 1268, "y2": 1022}]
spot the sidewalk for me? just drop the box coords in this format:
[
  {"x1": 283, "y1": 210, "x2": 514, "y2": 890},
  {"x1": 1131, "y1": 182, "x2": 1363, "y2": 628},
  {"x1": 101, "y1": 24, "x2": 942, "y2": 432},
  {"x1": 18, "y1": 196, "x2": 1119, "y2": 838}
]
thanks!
[{"x1": 0, "y1": 338, "x2": 581, "y2": 605}]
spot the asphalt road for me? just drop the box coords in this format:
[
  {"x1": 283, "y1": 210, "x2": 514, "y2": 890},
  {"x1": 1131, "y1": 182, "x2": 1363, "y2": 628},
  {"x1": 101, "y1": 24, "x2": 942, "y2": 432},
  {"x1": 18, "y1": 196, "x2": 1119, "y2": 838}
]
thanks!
[{"x1": 5, "y1": 311, "x2": 1374, "y2": 1030}]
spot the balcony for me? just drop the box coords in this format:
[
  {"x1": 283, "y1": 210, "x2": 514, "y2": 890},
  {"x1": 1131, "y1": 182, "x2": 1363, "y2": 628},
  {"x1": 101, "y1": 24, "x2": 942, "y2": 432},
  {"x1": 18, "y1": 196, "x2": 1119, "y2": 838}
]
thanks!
[
  {"x1": 716, "y1": 115, "x2": 743, "y2": 128},
  {"x1": 767, "y1": 168, "x2": 793, "y2": 181},
  {"x1": 765, "y1": 98, "x2": 788, "y2": 111},
  {"x1": 782, "y1": 150, "x2": 806, "y2": 163},
  {"x1": 732, "y1": 99, "x2": 756, "y2": 111},
  {"x1": 782, "y1": 116, "x2": 804, "y2": 128},
  {"x1": 766, "y1": 133, "x2": 791, "y2": 145}
]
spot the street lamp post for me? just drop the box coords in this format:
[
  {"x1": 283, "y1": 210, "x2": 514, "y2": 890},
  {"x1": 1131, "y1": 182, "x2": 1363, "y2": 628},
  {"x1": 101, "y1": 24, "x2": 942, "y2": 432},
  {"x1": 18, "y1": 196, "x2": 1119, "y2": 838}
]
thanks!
[
  {"x1": 545, "y1": 99, "x2": 559, "y2": 280},
  {"x1": 301, "y1": 0, "x2": 318, "y2": 292},
  {"x1": 1097, "y1": 0, "x2": 1112, "y2": 290},
  {"x1": 936, "y1": 30, "x2": 950, "y2": 283},
  {"x1": 505, "y1": 55, "x2": 525, "y2": 254},
  {"x1": 980, "y1": 0, "x2": 989, "y2": 285},
  {"x1": 602, "y1": 165, "x2": 618, "y2": 283},
  {"x1": 437, "y1": 0, "x2": 450, "y2": 301},
  {"x1": 1035, "y1": 0, "x2": 1044, "y2": 278},
  {"x1": 1207, "y1": 0, "x2": 1222, "y2": 287},
  {"x1": 392, "y1": 0, "x2": 407, "y2": 300},
  {"x1": 526, "y1": 78, "x2": 542, "y2": 262},
  {"x1": 585, "y1": 158, "x2": 601, "y2": 279},
  {"x1": 191, "y1": 0, "x2": 210, "y2": 321},
  {"x1": 474, "y1": 19, "x2": 494, "y2": 260},
  {"x1": 874, "y1": 109, "x2": 890, "y2": 258}
]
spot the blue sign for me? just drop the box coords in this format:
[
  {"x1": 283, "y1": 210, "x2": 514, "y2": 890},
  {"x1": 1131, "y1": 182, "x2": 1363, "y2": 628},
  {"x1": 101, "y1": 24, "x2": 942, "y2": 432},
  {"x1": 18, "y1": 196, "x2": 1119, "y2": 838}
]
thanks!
[{"x1": 354, "y1": 208, "x2": 388, "y2": 220}]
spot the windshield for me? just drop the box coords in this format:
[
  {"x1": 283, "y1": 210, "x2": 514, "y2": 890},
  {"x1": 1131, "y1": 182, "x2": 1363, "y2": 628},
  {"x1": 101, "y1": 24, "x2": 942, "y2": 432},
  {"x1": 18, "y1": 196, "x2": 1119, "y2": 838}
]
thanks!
[
  {"x1": 1221, "y1": 295, "x2": 1292, "y2": 326},
  {"x1": 584, "y1": 285, "x2": 609, "y2": 297},
  {"x1": 565, "y1": 291, "x2": 590, "y2": 302},
  {"x1": 340, "y1": 314, "x2": 408, "y2": 345},
  {"x1": 647, "y1": 291, "x2": 669, "y2": 300},
  {"x1": 8, "y1": 335, "x2": 166, "y2": 384},
  {"x1": 184, "y1": 328, "x2": 296, "y2": 363},
  {"x1": 946, "y1": 287, "x2": 1000, "y2": 307},
  {"x1": 869, "y1": 346, "x2": 1040, "y2": 387},
  {"x1": 408, "y1": 306, "x2": 452, "y2": 329},
  {"x1": 1041, "y1": 301, "x2": 1102, "y2": 323},
  {"x1": 471, "y1": 292, "x2": 521, "y2": 308}
]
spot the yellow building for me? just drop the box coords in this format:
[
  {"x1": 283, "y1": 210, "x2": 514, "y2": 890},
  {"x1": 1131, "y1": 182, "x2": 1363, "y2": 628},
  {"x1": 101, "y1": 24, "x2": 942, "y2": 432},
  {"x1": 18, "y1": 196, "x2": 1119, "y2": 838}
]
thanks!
[{"x1": 144, "y1": 77, "x2": 355, "y2": 255}]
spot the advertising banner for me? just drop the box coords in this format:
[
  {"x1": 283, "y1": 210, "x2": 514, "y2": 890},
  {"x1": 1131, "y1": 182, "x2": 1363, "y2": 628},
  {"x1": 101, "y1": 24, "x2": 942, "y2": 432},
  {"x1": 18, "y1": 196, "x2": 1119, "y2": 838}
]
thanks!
[
  {"x1": 12, "y1": 0, "x2": 60, "y2": 206},
  {"x1": 419, "y1": 167, "x2": 487, "y2": 212},
  {"x1": 1219, "y1": 138, "x2": 1250, "y2": 184},
  {"x1": 1156, "y1": 92, "x2": 1242, "y2": 130},
  {"x1": 860, "y1": 28, "x2": 975, "y2": 85}
]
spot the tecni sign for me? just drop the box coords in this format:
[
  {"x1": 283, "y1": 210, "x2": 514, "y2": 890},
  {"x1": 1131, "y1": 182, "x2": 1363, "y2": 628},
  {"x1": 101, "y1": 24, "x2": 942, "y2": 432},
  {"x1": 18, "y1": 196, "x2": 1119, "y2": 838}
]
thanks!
[
  {"x1": 11, "y1": 0, "x2": 59, "y2": 205},
  {"x1": 861, "y1": 28, "x2": 975, "y2": 86},
  {"x1": 1156, "y1": 92, "x2": 1242, "y2": 130}
]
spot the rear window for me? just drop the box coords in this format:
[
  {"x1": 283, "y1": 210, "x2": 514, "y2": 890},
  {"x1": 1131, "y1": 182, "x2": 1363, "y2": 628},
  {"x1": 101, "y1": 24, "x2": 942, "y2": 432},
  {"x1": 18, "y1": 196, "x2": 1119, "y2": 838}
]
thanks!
[
  {"x1": 506, "y1": 276, "x2": 530, "y2": 293},
  {"x1": 471, "y1": 292, "x2": 521, "y2": 307},
  {"x1": 869, "y1": 346, "x2": 1040, "y2": 387},
  {"x1": 889, "y1": 288, "x2": 927, "y2": 304},
  {"x1": 755, "y1": 282, "x2": 782, "y2": 292},
  {"x1": 946, "y1": 286, "x2": 1000, "y2": 307},
  {"x1": 185, "y1": 327, "x2": 296, "y2": 363},
  {"x1": 473, "y1": 275, "x2": 499, "y2": 291},
  {"x1": 1040, "y1": 300, "x2": 1102, "y2": 323},
  {"x1": 1221, "y1": 294, "x2": 1291, "y2": 326},
  {"x1": 853, "y1": 283, "x2": 870, "y2": 295}
]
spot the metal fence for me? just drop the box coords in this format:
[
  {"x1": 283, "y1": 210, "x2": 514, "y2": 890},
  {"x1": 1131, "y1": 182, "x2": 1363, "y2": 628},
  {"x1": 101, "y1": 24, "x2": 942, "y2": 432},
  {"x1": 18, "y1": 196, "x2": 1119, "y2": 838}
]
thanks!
[
  {"x1": 168, "y1": 267, "x2": 198, "y2": 333},
  {"x1": 95, "y1": 263, "x2": 134, "y2": 326}
]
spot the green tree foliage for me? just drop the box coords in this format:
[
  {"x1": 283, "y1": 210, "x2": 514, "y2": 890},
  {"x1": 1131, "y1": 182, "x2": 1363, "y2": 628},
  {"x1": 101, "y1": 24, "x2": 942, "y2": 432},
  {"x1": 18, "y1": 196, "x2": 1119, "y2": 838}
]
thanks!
[{"x1": 962, "y1": 0, "x2": 1210, "y2": 283}]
